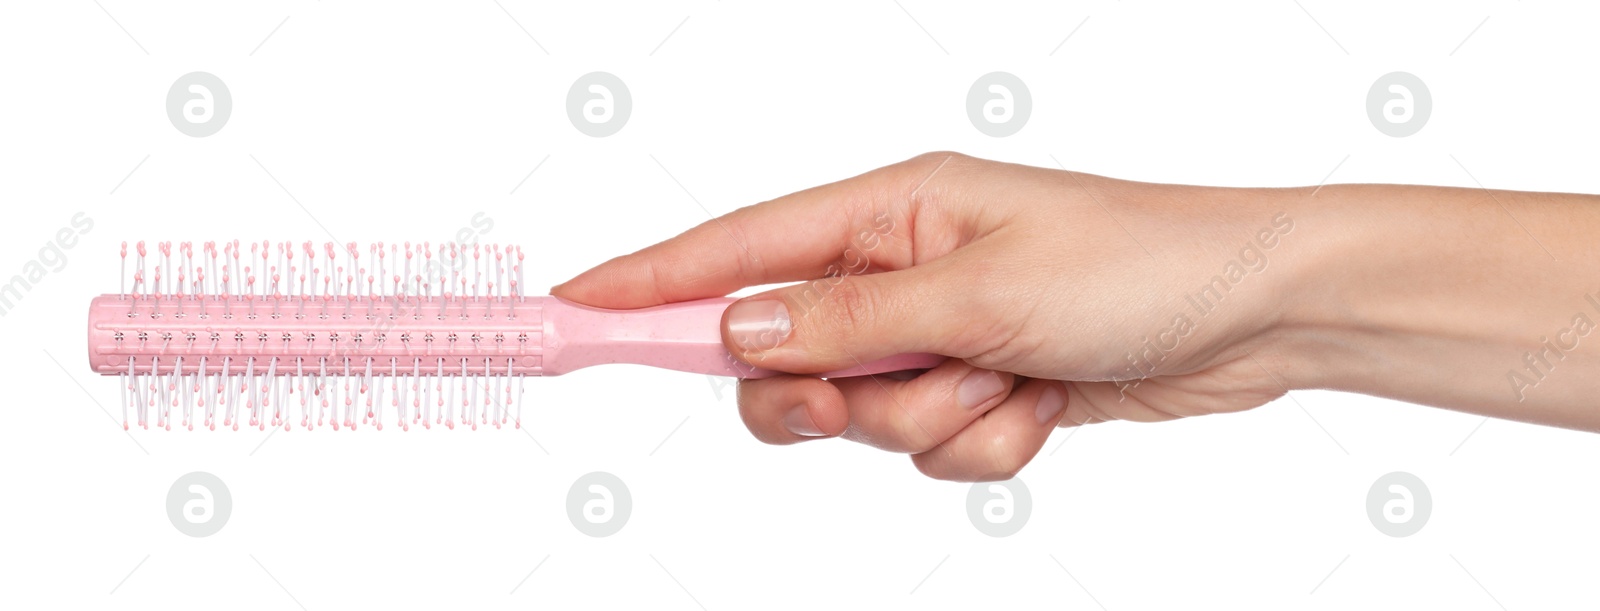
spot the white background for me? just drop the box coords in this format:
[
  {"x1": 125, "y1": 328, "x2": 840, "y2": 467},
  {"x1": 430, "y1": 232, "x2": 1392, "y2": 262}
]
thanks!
[{"x1": 3, "y1": 1, "x2": 1598, "y2": 609}]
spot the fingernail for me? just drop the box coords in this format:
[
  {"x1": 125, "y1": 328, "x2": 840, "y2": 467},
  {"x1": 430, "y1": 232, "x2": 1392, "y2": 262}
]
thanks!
[
  {"x1": 957, "y1": 370, "x2": 1006, "y2": 410},
  {"x1": 1035, "y1": 387, "x2": 1065, "y2": 424},
  {"x1": 727, "y1": 299, "x2": 792, "y2": 353},
  {"x1": 782, "y1": 405, "x2": 826, "y2": 437}
]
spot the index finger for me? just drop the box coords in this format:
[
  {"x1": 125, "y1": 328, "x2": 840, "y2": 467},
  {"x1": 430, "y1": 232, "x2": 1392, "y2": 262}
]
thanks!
[{"x1": 550, "y1": 153, "x2": 952, "y2": 309}]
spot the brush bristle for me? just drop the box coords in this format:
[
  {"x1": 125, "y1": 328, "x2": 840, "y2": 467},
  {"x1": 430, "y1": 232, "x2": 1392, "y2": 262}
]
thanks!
[{"x1": 94, "y1": 241, "x2": 538, "y2": 432}]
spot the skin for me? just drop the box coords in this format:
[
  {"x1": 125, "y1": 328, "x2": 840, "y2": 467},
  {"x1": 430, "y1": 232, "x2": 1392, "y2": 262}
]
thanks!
[{"x1": 553, "y1": 152, "x2": 1600, "y2": 482}]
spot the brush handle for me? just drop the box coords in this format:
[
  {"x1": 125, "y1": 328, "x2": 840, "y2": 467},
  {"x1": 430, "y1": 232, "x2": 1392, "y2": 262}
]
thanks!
[{"x1": 541, "y1": 297, "x2": 944, "y2": 379}]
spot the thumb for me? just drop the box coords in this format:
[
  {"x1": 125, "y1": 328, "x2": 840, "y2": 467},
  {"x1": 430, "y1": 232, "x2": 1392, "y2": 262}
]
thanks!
[{"x1": 723, "y1": 265, "x2": 963, "y2": 374}]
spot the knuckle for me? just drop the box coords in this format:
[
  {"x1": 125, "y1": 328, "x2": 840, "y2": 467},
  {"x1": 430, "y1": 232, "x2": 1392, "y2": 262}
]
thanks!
[
  {"x1": 911, "y1": 150, "x2": 968, "y2": 165},
  {"x1": 893, "y1": 413, "x2": 942, "y2": 454},
  {"x1": 817, "y1": 276, "x2": 879, "y2": 337},
  {"x1": 972, "y1": 470, "x2": 1017, "y2": 483},
  {"x1": 910, "y1": 453, "x2": 958, "y2": 482},
  {"x1": 735, "y1": 383, "x2": 785, "y2": 445},
  {"x1": 982, "y1": 434, "x2": 1031, "y2": 480},
  {"x1": 904, "y1": 152, "x2": 965, "y2": 203},
  {"x1": 912, "y1": 453, "x2": 988, "y2": 483}
]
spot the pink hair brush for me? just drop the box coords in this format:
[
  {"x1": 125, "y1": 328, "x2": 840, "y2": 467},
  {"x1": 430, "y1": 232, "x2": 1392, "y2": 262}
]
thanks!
[{"x1": 88, "y1": 241, "x2": 940, "y2": 432}]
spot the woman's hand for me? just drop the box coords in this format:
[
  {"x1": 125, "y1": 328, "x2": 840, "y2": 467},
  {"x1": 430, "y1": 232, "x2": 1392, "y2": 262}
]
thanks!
[
  {"x1": 553, "y1": 152, "x2": 1600, "y2": 480},
  {"x1": 554, "y1": 153, "x2": 1305, "y2": 480}
]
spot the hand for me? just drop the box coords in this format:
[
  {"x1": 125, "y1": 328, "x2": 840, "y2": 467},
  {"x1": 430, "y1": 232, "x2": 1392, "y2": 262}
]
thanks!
[{"x1": 554, "y1": 152, "x2": 1304, "y2": 480}]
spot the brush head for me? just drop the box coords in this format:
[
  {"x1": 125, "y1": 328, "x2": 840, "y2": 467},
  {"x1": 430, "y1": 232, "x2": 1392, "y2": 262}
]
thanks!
[
  {"x1": 97, "y1": 240, "x2": 536, "y2": 432},
  {"x1": 88, "y1": 294, "x2": 544, "y2": 376},
  {"x1": 97, "y1": 240, "x2": 534, "y2": 370}
]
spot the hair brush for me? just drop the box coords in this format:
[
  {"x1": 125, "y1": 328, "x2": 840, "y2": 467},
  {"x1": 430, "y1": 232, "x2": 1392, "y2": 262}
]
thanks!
[{"x1": 89, "y1": 241, "x2": 941, "y2": 432}]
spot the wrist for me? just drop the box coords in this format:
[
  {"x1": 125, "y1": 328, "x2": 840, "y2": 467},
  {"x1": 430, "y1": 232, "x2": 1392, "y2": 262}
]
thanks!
[
  {"x1": 1264, "y1": 184, "x2": 1443, "y2": 395},
  {"x1": 1251, "y1": 184, "x2": 1382, "y2": 392},
  {"x1": 1264, "y1": 183, "x2": 1598, "y2": 418}
]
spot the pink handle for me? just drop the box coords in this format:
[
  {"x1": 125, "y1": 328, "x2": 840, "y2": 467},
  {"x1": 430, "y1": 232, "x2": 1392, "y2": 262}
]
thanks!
[{"x1": 540, "y1": 297, "x2": 944, "y2": 379}]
